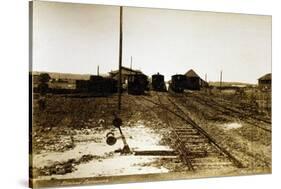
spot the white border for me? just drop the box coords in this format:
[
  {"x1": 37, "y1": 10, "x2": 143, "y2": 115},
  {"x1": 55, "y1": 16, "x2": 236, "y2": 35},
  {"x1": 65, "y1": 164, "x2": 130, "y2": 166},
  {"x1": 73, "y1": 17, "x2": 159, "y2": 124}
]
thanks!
[{"x1": 0, "y1": 0, "x2": 279, "y2": 189}]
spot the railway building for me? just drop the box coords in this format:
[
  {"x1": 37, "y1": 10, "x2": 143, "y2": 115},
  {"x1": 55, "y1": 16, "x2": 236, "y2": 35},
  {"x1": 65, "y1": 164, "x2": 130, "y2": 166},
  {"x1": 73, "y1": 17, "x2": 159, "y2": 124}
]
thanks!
[
  {"x1": 184, "y1": 69, "x2": 200, "y2": 90},
  {"x1": 109, "y1": 66, "x2": 143, "y2": 85},
  {"x1": 258, "y1": 73, "x2": 271, "y2": 89},
  {"x1": 184, "y1": 69, "x2": 209, "y2": 90}
]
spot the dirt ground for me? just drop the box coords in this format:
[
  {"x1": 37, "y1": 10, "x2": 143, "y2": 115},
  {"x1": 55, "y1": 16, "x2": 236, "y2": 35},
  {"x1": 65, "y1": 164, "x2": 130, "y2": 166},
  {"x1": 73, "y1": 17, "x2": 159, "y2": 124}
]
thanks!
[
  {"x1": 172, "y1": 90, "x2": 271, "y2": 170},
  {"x1": 30, "y1": 89, "x2": 271, "y2": 185}
]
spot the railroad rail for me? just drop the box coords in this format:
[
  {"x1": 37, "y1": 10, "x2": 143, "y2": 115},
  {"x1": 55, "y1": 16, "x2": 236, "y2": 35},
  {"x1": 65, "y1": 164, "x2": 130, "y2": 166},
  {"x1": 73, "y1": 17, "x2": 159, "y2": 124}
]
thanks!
[
  {"x1": 191, "y1": 93, "x2": 271, "y2": 124},
  {"x1": 141, "y1": 92, "x2": 244, "y2": 170},
  {"x1": 155, "y1": 93, "x2": 194, "y2": 171},
  {"x1": 180, "y1": 93, "x2": 271, "y2": 133}
]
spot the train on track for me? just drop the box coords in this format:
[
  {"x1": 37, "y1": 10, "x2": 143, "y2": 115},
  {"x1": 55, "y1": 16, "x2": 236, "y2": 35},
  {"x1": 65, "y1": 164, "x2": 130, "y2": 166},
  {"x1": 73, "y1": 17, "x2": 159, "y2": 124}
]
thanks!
[
  {"x1": 76, "y1": 76, "x2": 117, "y2": 94},
  {"x1": 127, "y1": 73, "x2": 149, "y2": 95},
  {"x1": 170, "y1": 74, "x2": 187, "y2": 93},
  {"x1": 151, "y1": 73, "x2": 167, "y2": 92},
  {"x1": 33, "y1": 71, "x2": 207, "y2": 96}
]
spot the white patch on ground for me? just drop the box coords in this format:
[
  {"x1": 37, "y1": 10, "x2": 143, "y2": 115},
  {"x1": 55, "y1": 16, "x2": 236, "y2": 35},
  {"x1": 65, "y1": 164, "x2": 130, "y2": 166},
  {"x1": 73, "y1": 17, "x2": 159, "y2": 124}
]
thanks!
[
  {"x1": 38, "y1": 155, "x2": 169, "y2": 180},
  {"x1": 222, "y1": 122, "x2": 242, "y2": 130},
  {"x1": 33, "y1": 122, "x2": 173, "y2": 179}
]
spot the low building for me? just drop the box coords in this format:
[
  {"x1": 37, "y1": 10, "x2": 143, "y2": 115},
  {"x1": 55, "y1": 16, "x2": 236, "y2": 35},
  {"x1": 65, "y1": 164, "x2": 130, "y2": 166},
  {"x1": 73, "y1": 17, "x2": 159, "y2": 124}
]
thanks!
[
  {"x1": 109, "y1": 66, "x2": 143, "y2": 85},
  {"x1": 258, "y1": 73, "x2": 271, "y2": 89},
  {"x1": 184, "y1": 69, "x2": 209, "y2": 90}
]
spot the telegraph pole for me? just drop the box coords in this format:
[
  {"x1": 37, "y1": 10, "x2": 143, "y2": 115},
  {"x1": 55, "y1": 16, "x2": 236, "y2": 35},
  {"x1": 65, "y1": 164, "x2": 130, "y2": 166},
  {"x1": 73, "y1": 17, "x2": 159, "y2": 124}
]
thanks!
[
  {"x1": 118, "y1": 6, "x2": 123, "y2": 111},
  {"x1": 130, "y1": 56, "x2": 132, "y2": 70},
  {"x1": 110, "y1": 7, "x2": 131, "y2": 154},
  {"x1": 220, "y1": 70, "x2": 223, "y2": 89},
  {"x1": 205, "y1": 73, "x2": 208, "y2": 93}
]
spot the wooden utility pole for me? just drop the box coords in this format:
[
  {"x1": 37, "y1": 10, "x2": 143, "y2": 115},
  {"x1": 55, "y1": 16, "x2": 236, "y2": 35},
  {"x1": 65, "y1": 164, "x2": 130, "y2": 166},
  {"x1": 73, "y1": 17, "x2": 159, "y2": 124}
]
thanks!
[
  {"x1": 115, "y1": 8, "x2": 131, "y2": 153},
  {"x1": 118, "y1": 6, "x2": 123, "y2": 111},
  {"x1": 220, "y1": 70, "x2": 223, "y2": 88},
  {"x1": 97, "y1": 65, "x2": 99, "y2": 76},
  {"x1": 130, "y1": 56, "x2": 132, "y2": 70}
]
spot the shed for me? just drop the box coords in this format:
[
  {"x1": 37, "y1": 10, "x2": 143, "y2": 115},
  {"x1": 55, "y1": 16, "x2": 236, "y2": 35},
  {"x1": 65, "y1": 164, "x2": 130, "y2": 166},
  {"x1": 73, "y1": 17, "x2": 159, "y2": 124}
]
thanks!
[
  {"x1": 184, "y1": 69, "x2": 200, "y2": 90},
  {"x1": 258, "y1": 73, "x2": 271, "y2": 89}
]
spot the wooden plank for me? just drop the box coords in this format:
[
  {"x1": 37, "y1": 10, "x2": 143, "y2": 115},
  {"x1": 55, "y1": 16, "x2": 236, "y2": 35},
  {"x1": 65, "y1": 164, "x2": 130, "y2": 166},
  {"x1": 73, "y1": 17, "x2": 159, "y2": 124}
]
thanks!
[{"x1": 134, "y1": 150, "x2": 178, "y2": 156}]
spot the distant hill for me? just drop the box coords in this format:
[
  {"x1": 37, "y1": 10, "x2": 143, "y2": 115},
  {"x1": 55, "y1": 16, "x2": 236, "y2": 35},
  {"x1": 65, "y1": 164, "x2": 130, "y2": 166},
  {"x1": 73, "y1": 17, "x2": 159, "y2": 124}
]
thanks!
[
  {"x1": 31, "y1": 71, "x2": 109, "y2": 80},
  {"x1": 209, "y1": 81, "x2": 256, "y2": 87}
]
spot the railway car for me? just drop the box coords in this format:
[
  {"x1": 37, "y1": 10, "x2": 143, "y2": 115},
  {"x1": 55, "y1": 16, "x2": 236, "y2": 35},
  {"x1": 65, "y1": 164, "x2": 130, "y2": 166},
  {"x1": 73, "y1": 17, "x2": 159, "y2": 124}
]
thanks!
[
  {"x1": 170, "y1": 74, "x2": 186, "y2": 93},
  {"x1": 76, "y1": 80, "x2": 89, "y2": 93},
  {"x1": 76, "y1": 76, "x2": 117, "y2": 94},
  {"x1": 152, "y1": 73, "x2": 167, "y2": 92},
  {"x1": 88, "y1": 76, "x2": 106, "y2": 93},
  {"x1": 102, "y1": 78, "x2": 118, "y2": 93},
  {"x1": 127, "y1": 74, "x2": 149, "y2": 95}
]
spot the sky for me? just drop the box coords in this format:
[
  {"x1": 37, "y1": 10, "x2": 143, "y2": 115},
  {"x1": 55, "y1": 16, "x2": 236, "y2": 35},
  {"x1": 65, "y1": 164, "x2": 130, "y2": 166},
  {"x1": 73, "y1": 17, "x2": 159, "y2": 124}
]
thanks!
[{"x1": 32, "y1": 1, "x2": 272, "y2": 84}]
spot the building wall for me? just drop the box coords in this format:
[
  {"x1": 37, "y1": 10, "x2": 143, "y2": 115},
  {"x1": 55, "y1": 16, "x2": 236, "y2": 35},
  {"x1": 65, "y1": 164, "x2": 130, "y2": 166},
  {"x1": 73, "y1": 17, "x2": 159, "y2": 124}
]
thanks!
[
  {"x1": 185, "y1": 77, "x2": 200, "y2": 90},
  {"x1": 258, "y1": 79, "x2": 271, "y2": 88}
]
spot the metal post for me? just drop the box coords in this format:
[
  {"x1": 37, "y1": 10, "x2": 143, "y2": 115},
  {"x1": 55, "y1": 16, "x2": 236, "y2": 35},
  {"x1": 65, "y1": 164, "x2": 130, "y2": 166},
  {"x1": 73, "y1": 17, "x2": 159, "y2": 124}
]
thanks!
[
  {"x1": 118, "y1": 127, "x2": 131, "y2": 153},
  {"x1": 118, "y1": 6, "x2": 123, "y2": 111}
]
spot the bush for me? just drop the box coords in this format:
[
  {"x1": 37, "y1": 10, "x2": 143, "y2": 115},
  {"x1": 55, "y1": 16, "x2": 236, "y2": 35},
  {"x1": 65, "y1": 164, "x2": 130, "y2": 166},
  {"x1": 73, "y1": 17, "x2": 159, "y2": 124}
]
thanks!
[{"x1": 39, "y1": 73, "x2": 51, "y2": 83}]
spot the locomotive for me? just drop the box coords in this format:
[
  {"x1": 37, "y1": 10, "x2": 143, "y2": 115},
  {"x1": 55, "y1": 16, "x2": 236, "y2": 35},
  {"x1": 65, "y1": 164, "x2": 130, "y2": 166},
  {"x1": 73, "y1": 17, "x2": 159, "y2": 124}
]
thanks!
[
  {"x1": 152, "y1": 73, "x2": 167, "y2": 92},
  {"x1": 170, "y1": 74, "x2": 186, "y2": 93},
  {"x1": 127, "y1": 73, "x2": 149, "y2": 95}
]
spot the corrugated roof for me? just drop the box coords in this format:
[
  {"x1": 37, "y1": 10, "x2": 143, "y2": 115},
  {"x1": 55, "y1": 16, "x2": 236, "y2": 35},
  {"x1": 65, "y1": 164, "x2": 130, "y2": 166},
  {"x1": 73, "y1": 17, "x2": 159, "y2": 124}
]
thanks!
[
  {"x1": 259, "y1": 73, "x2": 271, "y2": 81},
  {"x1": 184, "y1": 69, "x2": 200, "y2": 78}
]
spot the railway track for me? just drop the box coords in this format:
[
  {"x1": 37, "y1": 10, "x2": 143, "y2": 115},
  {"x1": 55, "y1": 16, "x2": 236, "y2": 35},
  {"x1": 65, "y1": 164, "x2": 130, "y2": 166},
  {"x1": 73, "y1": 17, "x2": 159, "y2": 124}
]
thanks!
[
  {"x1": 141, "y1": 92, "x2": 244, "y2": 171},
  {"x1": 180, "y1": 93, "x2": 271, "y2": 133},
  {"x1": 155, "y1": 93, "x2": 194, "y2": 170},
  {"x1": 193, "y1": 93, "x2": 271, "y2": 124}
]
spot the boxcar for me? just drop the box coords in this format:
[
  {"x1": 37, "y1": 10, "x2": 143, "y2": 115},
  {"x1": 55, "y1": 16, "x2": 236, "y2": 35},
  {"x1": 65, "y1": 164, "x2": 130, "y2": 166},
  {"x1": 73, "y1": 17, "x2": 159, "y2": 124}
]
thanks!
[{"x1": 76, "y1": 76, "x2": 117, "y2": 94}]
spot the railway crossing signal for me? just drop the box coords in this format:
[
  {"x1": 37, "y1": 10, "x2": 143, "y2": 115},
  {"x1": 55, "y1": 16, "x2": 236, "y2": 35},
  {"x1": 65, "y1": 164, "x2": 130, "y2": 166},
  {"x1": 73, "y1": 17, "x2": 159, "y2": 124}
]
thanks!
[
  {"x1": 112, "y1": 117, "x2": 122, "y2": 128},
  {"x1": 106, "y1": 132, "x2": 117, "y2": 146},
  {"x1": 106, "y1": 116, "x2": 131, "y2": 154}
]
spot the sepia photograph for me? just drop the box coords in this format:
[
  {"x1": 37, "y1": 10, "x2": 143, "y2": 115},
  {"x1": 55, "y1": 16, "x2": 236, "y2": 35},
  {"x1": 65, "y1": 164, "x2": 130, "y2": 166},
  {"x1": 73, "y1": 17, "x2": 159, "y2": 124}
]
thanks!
[{"x1": 29, "y1": 0, "x2": 271, "y2": 188}]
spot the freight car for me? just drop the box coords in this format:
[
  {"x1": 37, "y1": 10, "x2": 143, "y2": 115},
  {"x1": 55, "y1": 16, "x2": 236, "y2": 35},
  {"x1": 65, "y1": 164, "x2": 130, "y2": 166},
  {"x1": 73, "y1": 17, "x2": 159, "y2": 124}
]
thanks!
[
  {"x1": 170, "y1": 74, "x2": 186, "y2": 93},
  {"x1": 103, "y1": 78, "x2": 118, "y2": 93},
  {"x1": 127, "y1": 74, "x2": 149, "y2": 95},
  {"x1": 152, "y1": 73, "x2": 167, "y2": 92},
  {"x1": 91, "y1": 77, "x2": 117, "y2": 94},
  {"x1": 75, "y1": 80, "x2": 89, "y2": 93},
  {"x1": 76, "y1": 76, "x2": 117, "y2": 95}
]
